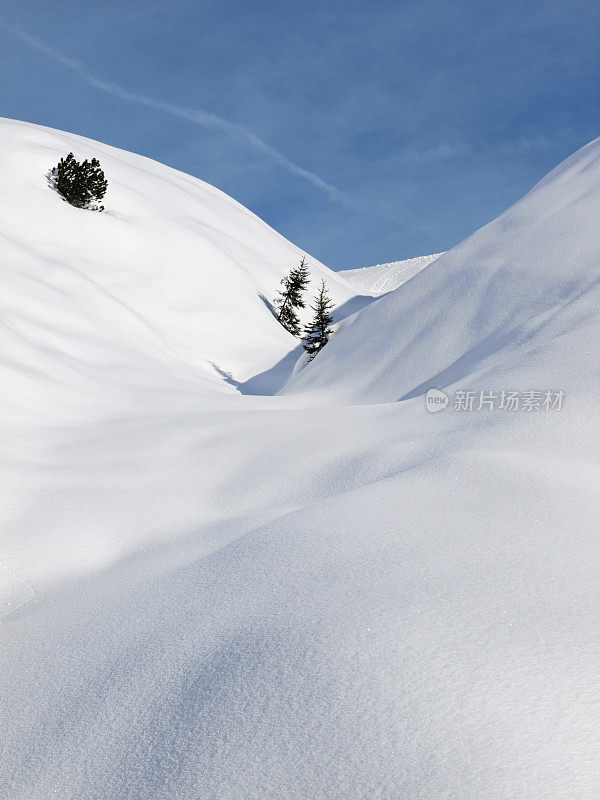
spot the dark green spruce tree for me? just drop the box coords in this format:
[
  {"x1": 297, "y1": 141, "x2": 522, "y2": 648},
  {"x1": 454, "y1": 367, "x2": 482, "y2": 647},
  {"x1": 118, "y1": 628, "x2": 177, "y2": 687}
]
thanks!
[
  {"x1": 274, "y1": 256, "x2": 310, "y2": 336},
  {"x1": 51, "y1": 152, "x2": 108, "y2": 211},
  {"x1": 302, "y1": 280, "x2": 334, "y2": 361}
]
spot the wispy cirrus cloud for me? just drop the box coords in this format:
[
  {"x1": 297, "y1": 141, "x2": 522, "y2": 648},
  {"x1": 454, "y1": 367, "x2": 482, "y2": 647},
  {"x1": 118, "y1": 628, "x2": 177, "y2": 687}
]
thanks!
[{"x1": 0, "y1": 19, "x2": 353, "y2": 206}]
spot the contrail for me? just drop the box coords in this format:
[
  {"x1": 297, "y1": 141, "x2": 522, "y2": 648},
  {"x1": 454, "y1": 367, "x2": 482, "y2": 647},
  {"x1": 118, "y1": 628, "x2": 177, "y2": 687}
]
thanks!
[{"x1": 1, "y1": 20, "x2": 351, "y2": 204}]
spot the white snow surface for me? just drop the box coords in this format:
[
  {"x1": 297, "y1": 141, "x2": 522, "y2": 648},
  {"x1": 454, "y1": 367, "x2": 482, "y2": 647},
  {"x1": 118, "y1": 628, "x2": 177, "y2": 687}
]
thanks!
[
  {"x1": 2, "y1": 117, "x2": 600, "y2": 800},
  {"x1": 338, "y1": 251, "x2": 444, "y2": 294}
]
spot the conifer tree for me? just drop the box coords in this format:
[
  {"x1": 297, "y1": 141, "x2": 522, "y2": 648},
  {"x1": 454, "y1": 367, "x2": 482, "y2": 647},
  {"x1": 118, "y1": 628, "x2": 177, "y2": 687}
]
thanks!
[
  {"x1": 302, "y1": 280, "x2": 334, "y2": 361},
  {"x1": 51, "y1": 152, "x2": 108, "y2": 211},
  {"x1": 274, "y1": 256, "x2": 310, "y2": 336}
]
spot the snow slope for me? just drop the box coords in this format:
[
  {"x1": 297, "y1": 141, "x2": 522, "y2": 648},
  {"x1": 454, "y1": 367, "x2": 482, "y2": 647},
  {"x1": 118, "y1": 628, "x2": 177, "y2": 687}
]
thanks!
[
  {"x1": 286, "y1": 138, "x2": 600, "y2": 405},
  {"x1": 2, "y1": 118, "x2": 600, "y2": 800},
  {"x1": 0, "y1": 117, "x2": 358, "y2": 411},
  {"x1": 338, "y1": 251, "x2": 443, "y2": 294}
]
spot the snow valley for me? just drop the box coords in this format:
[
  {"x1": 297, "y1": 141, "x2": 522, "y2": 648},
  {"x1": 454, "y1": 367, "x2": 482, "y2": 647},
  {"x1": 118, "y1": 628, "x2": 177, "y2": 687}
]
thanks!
[{"x1": 1, "y1": 117, "x2": 600, "y2": 799}]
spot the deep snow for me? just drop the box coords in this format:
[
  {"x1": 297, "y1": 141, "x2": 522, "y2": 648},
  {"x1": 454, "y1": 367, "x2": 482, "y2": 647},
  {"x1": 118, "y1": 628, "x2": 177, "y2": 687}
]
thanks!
[
  {"x1": 339, "y1": 252, "x2": 443, "y2": 294},
  {"x1": 1, "y1": 118, "x2": 599, "y2": 800}
]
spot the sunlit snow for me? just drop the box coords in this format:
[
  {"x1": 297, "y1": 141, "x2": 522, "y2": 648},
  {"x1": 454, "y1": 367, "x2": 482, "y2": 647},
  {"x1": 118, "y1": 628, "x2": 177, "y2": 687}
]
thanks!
[{"x1": 1, "y1": 117, "x2": 599, "y2": 799}]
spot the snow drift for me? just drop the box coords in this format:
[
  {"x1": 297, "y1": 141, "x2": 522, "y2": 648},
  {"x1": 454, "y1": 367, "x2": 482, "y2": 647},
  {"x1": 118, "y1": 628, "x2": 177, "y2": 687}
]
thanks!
[
  {"x1": 288, "y1": 138, "x2": 600, "y2": 405},
  {"x1": 2, "y1": 118, "x2": 600, "y2": 800},
  {"x1": 0, "y1": 117, "x2": 357, "y2": 413},
  {"x1": 338, "y1": 252, "x2": 443, "y2": 294}
]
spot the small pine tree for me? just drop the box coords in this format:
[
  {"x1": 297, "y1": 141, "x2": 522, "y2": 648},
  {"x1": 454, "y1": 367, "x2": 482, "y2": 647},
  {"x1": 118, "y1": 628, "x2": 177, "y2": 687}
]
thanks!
[
  {"x1": 51, "y1": 152, "x2": 108, "y2": 211},
  {"x1": 302, "y1": 280, "x2": 334, "y2": 361},
  {"x1": 274, "y1": 256, "x2": 310, "y2": 336}
]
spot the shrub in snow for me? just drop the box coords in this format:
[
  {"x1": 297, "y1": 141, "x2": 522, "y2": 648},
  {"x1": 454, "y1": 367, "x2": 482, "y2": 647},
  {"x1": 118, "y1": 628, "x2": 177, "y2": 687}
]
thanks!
[
  {"x1": 303, "y1": 279, "x2": 334, "y2": 361},
  {"x1": 274, "y1": 256, "x2": 310, "y2": 336},
  {"x1": 51, "y1": 152, "x2": 108, "y2": 211}
]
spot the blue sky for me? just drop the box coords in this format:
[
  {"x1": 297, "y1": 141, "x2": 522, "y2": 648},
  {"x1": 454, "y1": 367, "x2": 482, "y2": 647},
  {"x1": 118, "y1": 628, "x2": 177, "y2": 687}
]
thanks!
[{"x1": 1, "y1": 0, "x2": 598, "y2": 268}]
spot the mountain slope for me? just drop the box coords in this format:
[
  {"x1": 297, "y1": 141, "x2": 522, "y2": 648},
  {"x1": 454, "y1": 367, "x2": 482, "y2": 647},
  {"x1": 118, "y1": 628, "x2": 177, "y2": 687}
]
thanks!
[
  {"x1": 0, "y1": 117, "x2": 358, "y2": 421},
  {"x1": 286, "y1": 137, "x2": 600, "y2": 404},
  {"x1": 2, "y1": 120, "x2": 600, "y2": 800},
  {"x1": 338, "y1": 252, "x2": 443, "y2": 294}
]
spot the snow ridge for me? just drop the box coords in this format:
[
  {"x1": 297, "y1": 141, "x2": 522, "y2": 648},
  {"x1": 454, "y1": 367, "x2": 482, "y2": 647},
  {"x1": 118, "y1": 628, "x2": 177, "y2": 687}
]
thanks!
[
  {"x1": 2, "y1": 118, "x2": 600, "y2": 800},
  {"x1": 338, "y1": 252, "x2": 444, "y2": 294}
]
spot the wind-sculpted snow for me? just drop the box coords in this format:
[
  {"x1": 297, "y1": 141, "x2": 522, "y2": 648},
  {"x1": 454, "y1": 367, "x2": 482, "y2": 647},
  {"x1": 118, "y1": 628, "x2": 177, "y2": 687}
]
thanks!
[
  {"x1": 1, "y1": 118, "x2": 600, "y2": 799},
  {"x1": 0, "y1": 118, "x2": 357, "y2": 405},
  {"x1": 338, "y1": 252, "x2": 444, "y2": 294},
  {"x1": 286, "y1": 138, "x2": 600, "y2": 405}
]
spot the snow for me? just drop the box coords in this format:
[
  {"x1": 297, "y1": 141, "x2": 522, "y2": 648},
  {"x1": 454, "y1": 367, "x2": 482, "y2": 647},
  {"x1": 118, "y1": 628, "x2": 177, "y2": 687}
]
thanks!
[
  {"x1": 338, "y1": 252, "x2": 444, "y2": 294},
  {"x1": 1, "y1": 117, "x2": 600, "y2": 799}
]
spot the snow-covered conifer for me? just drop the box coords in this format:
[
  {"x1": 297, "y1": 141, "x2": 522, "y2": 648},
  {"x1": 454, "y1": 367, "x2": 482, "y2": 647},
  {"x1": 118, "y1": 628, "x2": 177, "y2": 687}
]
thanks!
[
  {"x1": 274, "y1": 256, "x2": 310, "y2": 336},
  {"x1": 302, "y1": 279, "x2": 334, "y2": 360}
]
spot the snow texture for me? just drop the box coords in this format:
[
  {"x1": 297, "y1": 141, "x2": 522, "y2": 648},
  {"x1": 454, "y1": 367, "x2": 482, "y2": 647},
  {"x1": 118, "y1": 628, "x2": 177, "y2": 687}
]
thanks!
[
  {"x1": 338, "y1": 252, "x2": 444, "y2": 294},
  {"x1": 1, "y1": 117, "x2": 600, "y2": 800}
]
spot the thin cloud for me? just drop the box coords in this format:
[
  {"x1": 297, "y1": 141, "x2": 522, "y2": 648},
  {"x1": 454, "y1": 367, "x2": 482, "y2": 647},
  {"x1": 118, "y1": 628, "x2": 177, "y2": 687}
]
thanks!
[{"x1": 1, "y1": 20, "x2": 351, "y2": 205}]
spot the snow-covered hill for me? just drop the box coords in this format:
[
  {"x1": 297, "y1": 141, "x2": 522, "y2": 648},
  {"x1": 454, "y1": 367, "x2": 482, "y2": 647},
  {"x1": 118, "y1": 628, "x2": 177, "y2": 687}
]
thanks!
[
  {"x1": 0, "y1": 118, "x2": 358, "y2": 413},
  {"x1": 2, "y1": 118, "x2": 600, "y2": 800},
  {"x1": 286, "y1": 138, "x2": 600, "y2": 405},
  {"x1": 338, "y1": 252, "x2": 443, "y2": 294}
]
